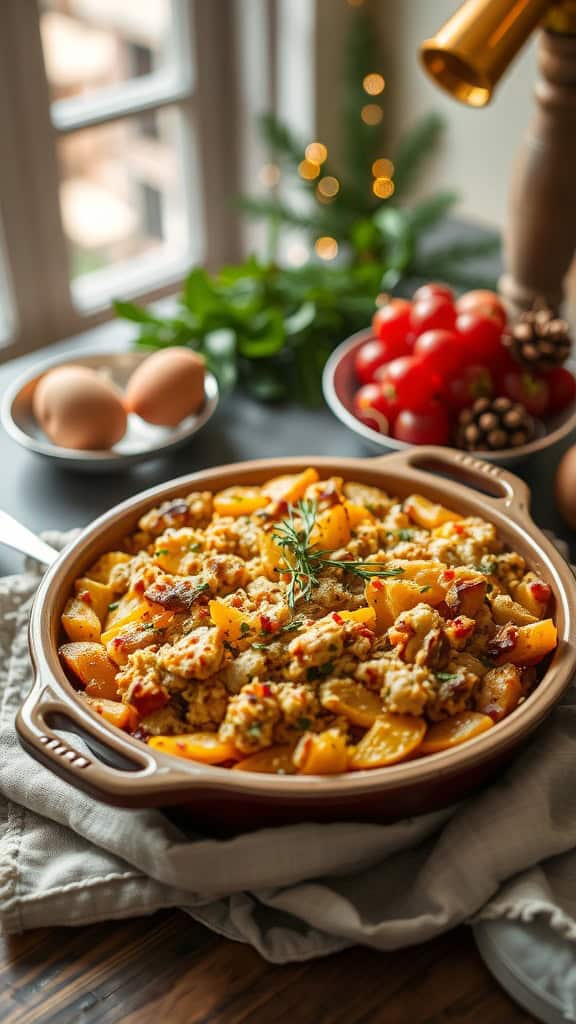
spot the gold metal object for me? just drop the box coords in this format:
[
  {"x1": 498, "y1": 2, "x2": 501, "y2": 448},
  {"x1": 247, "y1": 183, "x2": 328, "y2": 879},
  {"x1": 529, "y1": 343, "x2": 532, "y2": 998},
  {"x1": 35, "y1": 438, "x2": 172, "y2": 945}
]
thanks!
[{"x1": 420, "y1": 0, "x2": 557, "y2": 107}]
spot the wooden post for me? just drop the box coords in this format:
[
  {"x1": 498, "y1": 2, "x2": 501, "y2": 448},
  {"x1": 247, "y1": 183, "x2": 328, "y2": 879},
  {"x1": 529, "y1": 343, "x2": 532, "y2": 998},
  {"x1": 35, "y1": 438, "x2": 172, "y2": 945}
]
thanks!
[{"x1": 500, "y1": 30, "x2": 576, "y2": 315}]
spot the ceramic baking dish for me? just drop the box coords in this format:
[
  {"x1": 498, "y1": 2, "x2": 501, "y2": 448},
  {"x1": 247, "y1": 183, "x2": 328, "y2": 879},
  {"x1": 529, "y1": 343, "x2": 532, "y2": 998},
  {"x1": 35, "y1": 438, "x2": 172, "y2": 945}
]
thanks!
[{"x1": 16, "y1": 446, "x2": 576, "y2": 828}]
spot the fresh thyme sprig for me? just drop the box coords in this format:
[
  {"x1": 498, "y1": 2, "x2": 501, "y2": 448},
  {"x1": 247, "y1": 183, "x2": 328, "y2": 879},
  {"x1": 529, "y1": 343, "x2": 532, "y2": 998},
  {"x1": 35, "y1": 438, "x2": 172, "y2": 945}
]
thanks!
[{"x1": 272, "y1": 499, "x2": 404, "y2": 608}]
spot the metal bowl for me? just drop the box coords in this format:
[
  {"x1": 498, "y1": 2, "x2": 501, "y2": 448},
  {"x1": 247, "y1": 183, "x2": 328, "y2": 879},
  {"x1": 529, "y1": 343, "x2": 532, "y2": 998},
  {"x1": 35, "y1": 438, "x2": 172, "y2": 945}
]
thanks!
[
  {"x1": 1, "y1": 349, "x2": 219, "y2": 473},
  {"x1": 323, "y1": 328, "x2": 576, "y2": 467}
]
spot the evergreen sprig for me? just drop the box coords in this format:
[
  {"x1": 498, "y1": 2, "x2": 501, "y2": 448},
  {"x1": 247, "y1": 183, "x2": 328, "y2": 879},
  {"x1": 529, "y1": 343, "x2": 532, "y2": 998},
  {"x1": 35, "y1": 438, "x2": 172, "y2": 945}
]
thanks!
[
  {"x1": 272, "y1": 499, "x2": 403, "y2": 608},
  {"x1": 114, "y1": 6, "x2": 500, "y2": 405}
]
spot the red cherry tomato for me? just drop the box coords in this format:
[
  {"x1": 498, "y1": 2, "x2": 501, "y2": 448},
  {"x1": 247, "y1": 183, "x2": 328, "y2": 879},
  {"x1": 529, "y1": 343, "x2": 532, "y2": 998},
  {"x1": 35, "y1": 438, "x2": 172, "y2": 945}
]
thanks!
[
  {"x1": 372, "y1": 299, "x2": 412, "y2": 346},
  {"x1": 456, "y1": 290, "x2": 507, "y2": 327},
  {"x1": 455, "y1": 312, "x2": 504, "y2": 368},
  {"x1": 393, "y1": 402, "x2": 451, "y2": 445},
  {"x1": 413, "y1": 329, "x2": 466, "y2": 376},
  {"x1": 546, "y1": 366, "x2": 576, "y2": 414},
  {"x1": 353, "y1": 383, "x2": 398, "y2": 433},
  {"x1": 378, "y1": 355, "x2": 440, "y2": 412},
  {"x1": 413, "y1": 283, "x2": 454, "y2": 304},
  {"x1": 354, "y1": 338, "x2": 406, "y2": 385},
  {"x1": 445, "y1": 364, "x2": 493, "y2": 411},
  {"x1": 502, "y1": 368, "x2": 550, "y2": 418},
  {"x1": 410, "y1": 296, "x2": 456, "y2": 337}
]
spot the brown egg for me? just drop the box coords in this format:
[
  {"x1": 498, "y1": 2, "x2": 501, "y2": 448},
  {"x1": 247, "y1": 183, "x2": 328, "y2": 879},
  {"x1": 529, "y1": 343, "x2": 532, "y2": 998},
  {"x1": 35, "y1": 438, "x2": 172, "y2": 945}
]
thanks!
[
  {"x1": 124, "y1": 347, "x2": 205, "y2": 427},
  {"x1": 555, "y1": 443, "x2": 576, "y2": 530},
  {"x1": 33, "y1": 365, "x2": 127, "y2": 450}
]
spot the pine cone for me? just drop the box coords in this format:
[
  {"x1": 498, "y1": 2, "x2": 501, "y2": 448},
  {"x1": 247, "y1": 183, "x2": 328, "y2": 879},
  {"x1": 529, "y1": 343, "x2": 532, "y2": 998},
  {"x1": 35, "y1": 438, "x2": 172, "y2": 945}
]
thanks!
[
  {"x1": 457, "y1": 396, "x2": 535, "y2": 451},
  {"x1": 504, "y1": 302, "x2": 571, "y2": 370}
]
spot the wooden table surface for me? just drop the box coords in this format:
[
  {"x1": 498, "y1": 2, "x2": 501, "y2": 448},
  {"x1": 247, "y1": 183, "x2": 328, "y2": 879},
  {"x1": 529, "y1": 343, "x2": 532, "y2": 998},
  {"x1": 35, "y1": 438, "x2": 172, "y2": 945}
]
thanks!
[{"x1": 0, "y1": 914, "x2": 535, "y2": 1024}]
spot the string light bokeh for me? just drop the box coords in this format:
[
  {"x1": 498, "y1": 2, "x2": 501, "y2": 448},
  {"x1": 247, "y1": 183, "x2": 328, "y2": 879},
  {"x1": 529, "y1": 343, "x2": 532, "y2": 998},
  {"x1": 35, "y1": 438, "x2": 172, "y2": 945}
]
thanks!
[
  {"x1": 361, "y1": 103, "x2": 383, "y2": 126},
  {"x1": 372, "y1": 158, "x2": 394, "y2": 178},
  {"x1": 363, "y1": 73, "x2": 385, "y2": 96},
  {"x1": 314, "y1": 236, "x2": 339, "y2": 260},
  {"x1": 305, "y1": 142, "x2": 328, "y2": 164},
  {"x1": 373, "y1": 176, "x2": 395, "y2": 199},
  {"x1": 298, "y1": 159, "x2": 320, "y2": 181},
  {"x1": 317, "y1": 175, "x2": 340, "y2": 199}
]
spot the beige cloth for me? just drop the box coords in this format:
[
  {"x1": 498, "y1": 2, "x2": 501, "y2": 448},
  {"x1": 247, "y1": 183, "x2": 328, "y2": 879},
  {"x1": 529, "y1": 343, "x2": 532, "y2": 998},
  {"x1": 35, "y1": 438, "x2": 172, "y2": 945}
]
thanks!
[{"x1": 2, "y1": 535, "x2": 576, "y2": 965}]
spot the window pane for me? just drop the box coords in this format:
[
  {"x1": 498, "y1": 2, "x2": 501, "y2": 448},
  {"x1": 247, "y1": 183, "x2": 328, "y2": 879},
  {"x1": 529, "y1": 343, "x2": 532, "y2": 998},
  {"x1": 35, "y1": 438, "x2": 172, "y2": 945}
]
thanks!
[
  {"x1": 40, "y1": 0, "x2": 175, "y2": 104},
  {"x1": 57, "y1": 108, "x2": 193, "y2": 299}
]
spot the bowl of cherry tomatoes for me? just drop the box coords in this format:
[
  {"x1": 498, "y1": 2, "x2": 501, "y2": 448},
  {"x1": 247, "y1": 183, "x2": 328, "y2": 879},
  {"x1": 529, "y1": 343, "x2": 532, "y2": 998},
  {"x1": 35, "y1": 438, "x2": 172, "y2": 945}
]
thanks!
[{"x1": 323, "y1": 282, "x2": 576, "y2": 466}]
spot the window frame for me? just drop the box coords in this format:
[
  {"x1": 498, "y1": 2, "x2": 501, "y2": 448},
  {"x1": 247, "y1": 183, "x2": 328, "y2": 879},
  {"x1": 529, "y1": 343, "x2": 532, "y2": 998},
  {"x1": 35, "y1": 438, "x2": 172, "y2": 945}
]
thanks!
[{"x1": 0, "y1": 0, "x2": 244, "y2": 360}]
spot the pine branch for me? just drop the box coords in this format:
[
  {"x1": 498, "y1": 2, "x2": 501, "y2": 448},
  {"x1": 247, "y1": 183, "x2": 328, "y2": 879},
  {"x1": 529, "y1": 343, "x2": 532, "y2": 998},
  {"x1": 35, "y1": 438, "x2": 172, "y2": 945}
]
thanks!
[
  {"x1": 419, "y1": 236, "x2": 501, "y2": 262},
  {"x1": 342, "y1": 8, "x2": 386, "y2": 203},
  {"x1": 392, "y1": 112, "x2": 445, "y2": 199},
  {"x1": 235, "y1": 196, "x2": 316, "y2": 231},
  {"x1": 257, "y1": 112, "x2": 304, "y2": 167},
  {"x1": 408, "y1": 191, "x2": 459, "y2": 233}
]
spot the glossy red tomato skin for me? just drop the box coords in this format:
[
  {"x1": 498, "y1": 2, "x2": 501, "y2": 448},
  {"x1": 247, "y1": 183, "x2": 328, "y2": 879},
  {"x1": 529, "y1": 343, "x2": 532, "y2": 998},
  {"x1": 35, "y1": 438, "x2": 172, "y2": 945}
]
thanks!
[
  {"x1": 378, "y1": 355, "x2": 440, "y2": 412},
  {"x1": 502, "y1": 368, "x2": 550, "y2": 417},
  {"x1": 456, "y1": 290, "x2": 507, "y2": 327},
  {"x1": 410, "y1": 296, "x2": 456, "y2": 337},
  {"x1": 393, "y1": 402, "x2": 451, "y2": 445},
  {"x1": 413, "y1": 283, "x2": 454, "y2": 304},
  {"x1": 372, "y1": 299, "x2": 412, "y2": 346},
  {"x1": 455, "y1": 311, "x2": 504, "y2": 368},
  {"x1": 546, "y1": 366, "x2": 576, "y2": 414},
  {"x1": 353, "y1": 383, "x2": 398, "y2": 433},
  {"x1": 354, "y1": 338, "x2": 406, "y2": 384},
  {"x1": 413, "y1": 329, "x2": 466, "y2": 377},
  {"x1": 445, "y1": 364, "x2": 493, "y2": 412}
]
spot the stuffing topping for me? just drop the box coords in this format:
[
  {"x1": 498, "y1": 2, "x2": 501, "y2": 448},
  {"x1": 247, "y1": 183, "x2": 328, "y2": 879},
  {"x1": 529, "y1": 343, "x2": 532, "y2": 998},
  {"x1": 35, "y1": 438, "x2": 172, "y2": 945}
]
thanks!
[{"x1": 62, "y1": 470, "x2": 557, "y2": 773}]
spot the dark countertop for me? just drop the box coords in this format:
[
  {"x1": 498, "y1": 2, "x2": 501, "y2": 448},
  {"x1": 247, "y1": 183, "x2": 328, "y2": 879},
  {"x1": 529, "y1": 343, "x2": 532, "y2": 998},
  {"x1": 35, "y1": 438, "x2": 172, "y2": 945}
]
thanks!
[{"x1": 1, "y1": 315, "x2": 574, "y2": 576}]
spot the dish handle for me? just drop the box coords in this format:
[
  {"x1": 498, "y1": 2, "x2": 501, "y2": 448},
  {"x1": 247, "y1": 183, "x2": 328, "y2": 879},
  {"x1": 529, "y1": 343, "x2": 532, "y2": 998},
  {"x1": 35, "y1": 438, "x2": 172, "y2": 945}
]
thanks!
[
  {"x1": 370, "y1": 445, "x2": 532, "y2": 517},
  {"x1": 16, "y1": 678, "x2": 204, "y2": 806}
]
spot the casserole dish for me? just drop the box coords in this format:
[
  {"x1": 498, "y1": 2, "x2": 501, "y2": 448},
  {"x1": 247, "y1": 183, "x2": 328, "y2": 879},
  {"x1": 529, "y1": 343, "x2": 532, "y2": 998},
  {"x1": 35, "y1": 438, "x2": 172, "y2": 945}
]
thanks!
[{"x1": 16, "y1": 446, "x2": 576, "y2": 827}]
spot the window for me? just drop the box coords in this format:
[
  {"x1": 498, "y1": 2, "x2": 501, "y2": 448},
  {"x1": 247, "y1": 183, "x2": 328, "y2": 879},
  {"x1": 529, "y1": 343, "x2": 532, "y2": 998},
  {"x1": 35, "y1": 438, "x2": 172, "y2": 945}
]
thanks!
[
  {"x1": 0, "y1": 0, "x2": 315, "y2": 359},
  {"x1": 0, "y1": 0, "x2": 245, "y2": 358},
  {"x1": 39, "y1": 0, "x2": 197, "y2": 312}
]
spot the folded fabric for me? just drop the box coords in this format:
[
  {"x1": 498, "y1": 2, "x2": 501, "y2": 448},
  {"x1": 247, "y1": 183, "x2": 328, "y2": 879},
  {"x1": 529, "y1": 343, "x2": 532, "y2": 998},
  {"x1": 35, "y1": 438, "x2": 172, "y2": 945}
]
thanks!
[{"x1": 2, "y1": 534, "x2": 576, "y2": 974}]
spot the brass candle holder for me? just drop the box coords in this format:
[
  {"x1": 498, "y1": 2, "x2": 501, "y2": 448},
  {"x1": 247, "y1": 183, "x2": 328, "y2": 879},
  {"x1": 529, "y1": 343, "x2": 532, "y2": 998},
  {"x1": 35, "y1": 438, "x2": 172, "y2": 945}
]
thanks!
[{"x1": 420, "y1": 0, "x2": 576, "y2": 315}]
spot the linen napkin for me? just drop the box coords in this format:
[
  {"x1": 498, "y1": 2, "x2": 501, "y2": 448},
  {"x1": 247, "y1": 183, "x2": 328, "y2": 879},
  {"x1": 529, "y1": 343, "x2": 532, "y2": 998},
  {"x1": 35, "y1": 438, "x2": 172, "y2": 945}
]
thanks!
[{"x1": 3, "y1": 534, "x2": 576, "y2": 968}]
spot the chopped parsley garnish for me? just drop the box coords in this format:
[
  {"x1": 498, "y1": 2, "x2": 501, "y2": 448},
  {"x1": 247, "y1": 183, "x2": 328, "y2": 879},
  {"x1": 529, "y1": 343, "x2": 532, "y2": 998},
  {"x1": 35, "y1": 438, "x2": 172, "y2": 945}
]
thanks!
[
  {"x1": 240, "y1": 622, "x2": 251, "y2": 635},
  {"x1": 155, "y1": 549, "x2": 170, "y2": 556},
  {"x1": 246, "y1": 723, "x2": 262, "y2": 738},
  {"x1": 281, "y1": 618, "x2": 304, "y2": 633},
  {"x1": 420, "y1": 585, "x2": 431, "y2": 594},
  {"x1": 296, "y1": 716, "x2": 311, "y2": 731},
  {"x1": 436, "y1": 672, "x2": 458, "y2": 681},
  {"x1": 398, "y1": 528, "x2": 417, "y2": 542},
  {"x1": 108, "y1": 601, "x2": 119, "y2": 611},
  {"x1": 188, "y1": 542, "x2": 201, "y2": 552},
  {"x1": 319, "y1": 660, "x2": 334, "y2": 675},
  {"x1": 251, "y1": 642, "x2": 270, "y2": 650},
  {"x1": 474, "y1": 562, "x2": 497, "y2": 575},
  {"x1": 306, "y1": 661, "x2": 335, "y2": 682}
]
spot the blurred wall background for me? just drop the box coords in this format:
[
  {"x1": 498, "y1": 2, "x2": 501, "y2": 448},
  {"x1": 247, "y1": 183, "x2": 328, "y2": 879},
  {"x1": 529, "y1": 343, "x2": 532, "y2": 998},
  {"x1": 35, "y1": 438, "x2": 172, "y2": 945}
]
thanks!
[{"x1": 317, "y1": 0, "x2": 539, "y2": 230}]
